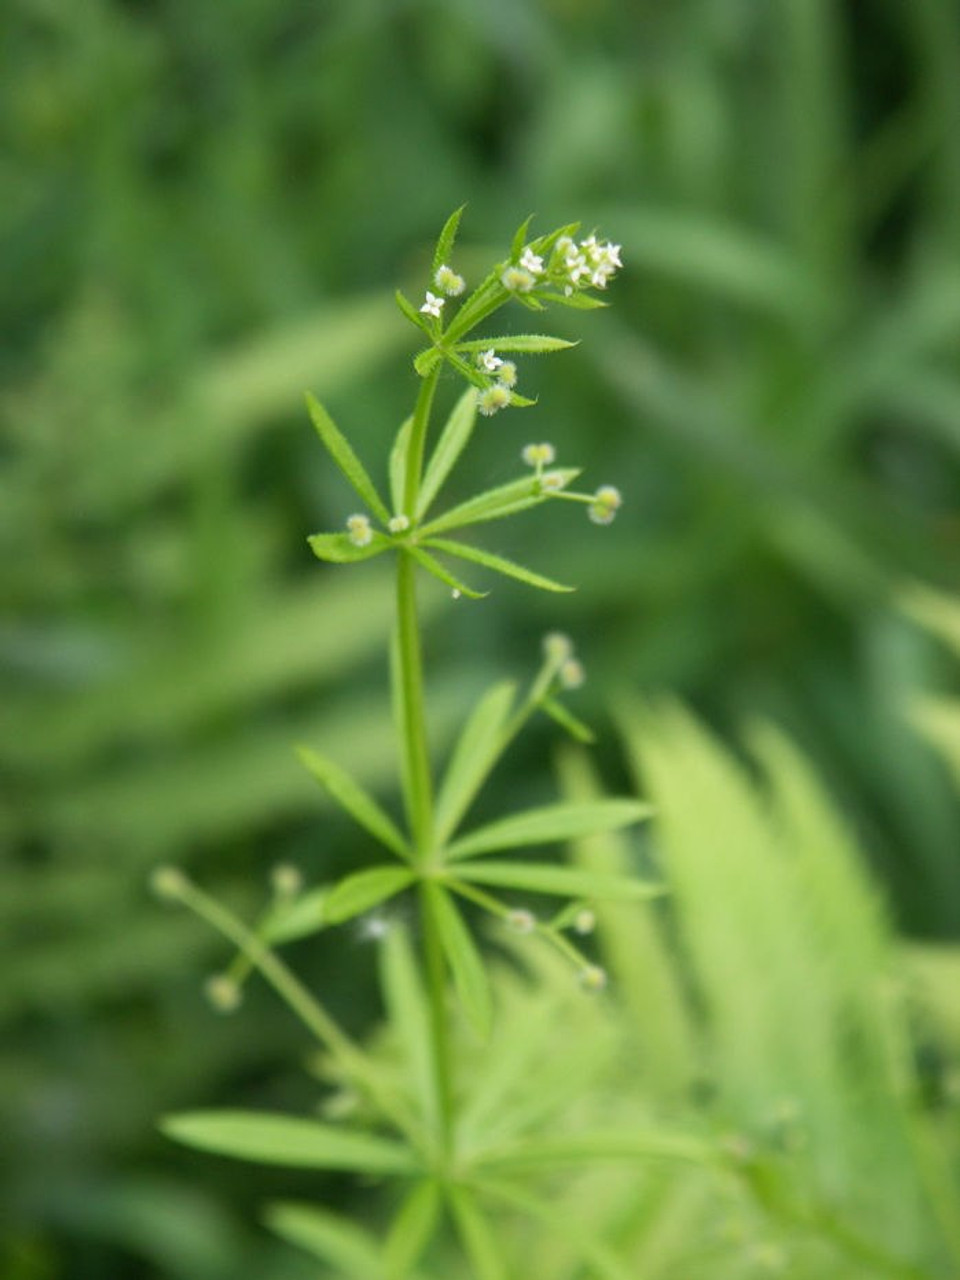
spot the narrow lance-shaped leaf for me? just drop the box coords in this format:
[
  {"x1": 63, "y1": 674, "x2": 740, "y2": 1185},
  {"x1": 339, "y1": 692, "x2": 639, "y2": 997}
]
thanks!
[
  {"x1": 406, "y1": 545, "x2": 487, "y2": 599},
  {"x1": 425, "y1": 883, "x2": 492, "y2": 1040},
  {"x1": 453, "y1": 862, "x2": 663, "y2": 900},
  {"x1": 432, "y1": 205, "x2": 466, "y2": 275},
  {"x1": 389, "y1": 417, "x2": 412, "y2": 515},
  {"x1": 474, "y1": 1131, "x2": 712, "y2": 1171},
  {"x1": 434, "y1": 680, "x2": 517, "y2": 845},
  {"x1": 161, "y1": 1111, "x2": 417, "y2": 1174},
  {"x1": 265, "y1": 1203, "x2": 384, "y2": 1278},
  {"x1": 454, "y1": 335, "x2": 577, "y2": 355},
  {"x1": 380, "y1": 927, "x2": 435, "y2": 1129},
  {"x1": 417, "y1": 388, "x2": 478, "y2": 519},
  {"x1": 307, "y1": 531, "x2": 391, "y2": 564},
  {"x1": 266, "y1": 886, "x2": 329, "y2": 944},
  {"x1": 446, "y1": 1184, "x2": 509, "y2": 1280},
  {"x1": 324, "y1": 866, "x2": 415, "y2": 925},
  {"x1": 395, "y1": 289, "x2": 432, "y2": 336},
  {"x1": 539, "y1": 290, "x2": 607, "y2": 310},
  {"x1": 425, "y1": 538, "x2": 574, "y2": 593},
  {"x1": 297, "y1": 746, "x2": 410, "y2": 860},
  {"x1": 446, "y1": 799, "x2": 653, "y2": 861},
  {"x1": 418, "y1": 470, "x2": 580, "y2": 538},
  {"x1": 305, "y1": 393, "x2": 391, "y2": 523},
  {"x1": 510, "y1": 214, "x2": 535, "y2": 261}
]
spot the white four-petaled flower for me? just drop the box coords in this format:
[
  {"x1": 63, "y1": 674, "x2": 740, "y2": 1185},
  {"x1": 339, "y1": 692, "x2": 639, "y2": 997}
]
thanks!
[
  {"x1": 477, "y1": 348, "x2": 503, "y2": 373},
  {"x1": 420, "y1": 291, "x2": 445, "y2": 318}
]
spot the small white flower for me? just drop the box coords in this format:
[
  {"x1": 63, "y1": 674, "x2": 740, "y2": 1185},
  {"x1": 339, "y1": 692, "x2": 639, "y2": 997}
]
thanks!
[
  {"x1": 346, "y1": 513, "x2": 373, "y2": 546},
  {"x1": 420, "y1": 291, "x2": 445, "y2": 318},
  {"x1": 580, "y1": 234, "x2": 600, "y2": 261},
  {"x1": 501, "y1": 265, "x2": 536, "y2": 293},
  {"x1": 506, "y1": 908, "x2": 536, "y2": 934},
  {"x1": 601, "y1": 241, "x2": 622, "y2": 269},
  {"x1": 477, "y1": 348, "x2": 503, "y2": 373},
  {"x1": 357, "y1": 914, "x2": 391, "y2": 942},
  {"x1": 434, "y1": 264, "x2": 465, "y2": 296},
  {"x1": 478, "y1": 384, "x2": 511, "y2": 416},
  {"x1": 388, "y1": 514, "x2": 410, "y2": 534},
  {"x1": 451, "y1": 588, "x2": 461, "y2": 600},
  {"x1": 522, "y1": 442, "x2": 556, "y2": 468},
  {"x1": 566, "y1": 253, "x2": 591, "y2": 285},
  {"x1": 520, "y1": 246, "x2": 544, "y2": 275},
  {"x1": 555, "y1": 235, "x2": 576, "y2": 257}
]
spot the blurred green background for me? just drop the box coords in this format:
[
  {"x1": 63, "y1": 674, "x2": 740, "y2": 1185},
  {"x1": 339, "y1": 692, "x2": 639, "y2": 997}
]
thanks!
[{"x1": 3, "y1": 1, "x2": 960, "y2": 1276}]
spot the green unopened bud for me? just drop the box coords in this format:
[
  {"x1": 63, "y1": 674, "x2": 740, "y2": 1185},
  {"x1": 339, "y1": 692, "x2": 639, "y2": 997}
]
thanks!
[
  {"x1": 478, "y1": 384, "x2": 511, "y2": 416},
  {"x1": 205, "y1": 973, "x2": 243, "y2": 1013},
  {"x1": 559, "y1": 658, "x2": 585, "y2": 690},
  {"x1": 496, "y1": 360, "x2": 518, "y2": 389},
  {"x1": 271, "y1": 863, "x2": 302, "y2": 899},
  {"x1": 150, "y1": 866, "x2": 189, "y2": 901},
  {"x1": 434, "y1": 264, "x2": 466, "y2": 296},
  {"x1": 543, "y1": 631, "x2": 573, "y2": 663},
  {"x1": 579, "y1": 964, "x2": 607, "y2": 992}
]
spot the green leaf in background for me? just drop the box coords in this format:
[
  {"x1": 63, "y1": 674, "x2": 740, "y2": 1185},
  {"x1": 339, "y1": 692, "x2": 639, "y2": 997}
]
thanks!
[
  {"x1": 445, "y1": 800, "x2": 653, "y2": 861},
  {"x1": 416, "y1": 389, "x2": 478, "y2": 519},
  {"x1": 453, "y1": 335, "x2": 577, "y2": 355},
  {"x1": 265, "y1": 1202, "x2": 386, "y2": 1277},
  {"x1": 446, "y1": 1184, "x2": 509, "y2": 1280},
  {"x1": 424, "y1": 538, "x2": 574, "y2": 593},
  {"x1": 431, "y1": 205, "x2": 466, "y2": 275},
  {"x1": 424, "y1": 884, "x2": 492, "y2": 1040},
  {"x1": 433, "y1": 680, "x2": 517, "y2": 845},
  {"x1": 453, "y1": 862, "x2": 661, "y2": 901},
  {"x1": 324, "y1": 866, "x2": 415, "y2": 925},
  {"x1": 418, "y1": 472, "x2": 580, "y2": 538},
  {"x1": 473, "y1": 1131, "x2": 711, "y2": 1171},
  {"x1": 161, "y1": 1112, "x2": 417, "y2": 1173},
  {"x1": 305, "y1": 392, "x2": 391, "y2": 523},
  {"x1": 265, "y1": 886, "x2": 329, "y2": 944},
  {"x1": 384, "y1": 1179, "x2": 441, "y2": 1280},
  {"x1": 406, "y1": 546, "x2": 487, "y2": 599},
  {"x1": 297, "y1": 746, "x2": 410, "y2": 859},
  {"x1": 380, "y1": 927, "x2": 436, "y2": 1131},
  {"x1": 307, "y1": 531, "x2": 392, "y2": 563}
]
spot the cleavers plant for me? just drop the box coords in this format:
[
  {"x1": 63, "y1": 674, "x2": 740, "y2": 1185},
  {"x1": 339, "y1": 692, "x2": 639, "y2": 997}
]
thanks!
[{"x1": 152, "y1": 210, "x2": 662, "y2": 1278}]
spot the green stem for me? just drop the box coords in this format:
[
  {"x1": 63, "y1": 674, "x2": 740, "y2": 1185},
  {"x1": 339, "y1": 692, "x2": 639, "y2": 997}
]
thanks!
[
  {"x1": 403, "y1": 365, "x2": 440, "y2": 517},
  {"x1": 396, "y1": 550, "x2": 433, "y2": 854},
  {"x1": 421, "y1": 883, "x2": 456, "y2": 1158}
]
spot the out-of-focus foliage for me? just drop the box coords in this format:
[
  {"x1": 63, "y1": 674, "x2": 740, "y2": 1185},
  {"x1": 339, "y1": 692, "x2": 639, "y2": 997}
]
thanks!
[{"x1": 3, "y1": 0, "x2": 959, "y2": 1276}]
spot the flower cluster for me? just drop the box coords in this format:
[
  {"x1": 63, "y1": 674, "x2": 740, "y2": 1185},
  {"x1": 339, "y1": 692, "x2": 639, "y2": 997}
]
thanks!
[
  {"x1": 476, "y1": 348, "x2": 519, "y2": 416},
  {"x1": 501, "y1": 234, "x2": 623, "y2": 298},
  {"x1": 588, "y1": 485, "x2": 622, "y2": 526}
]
